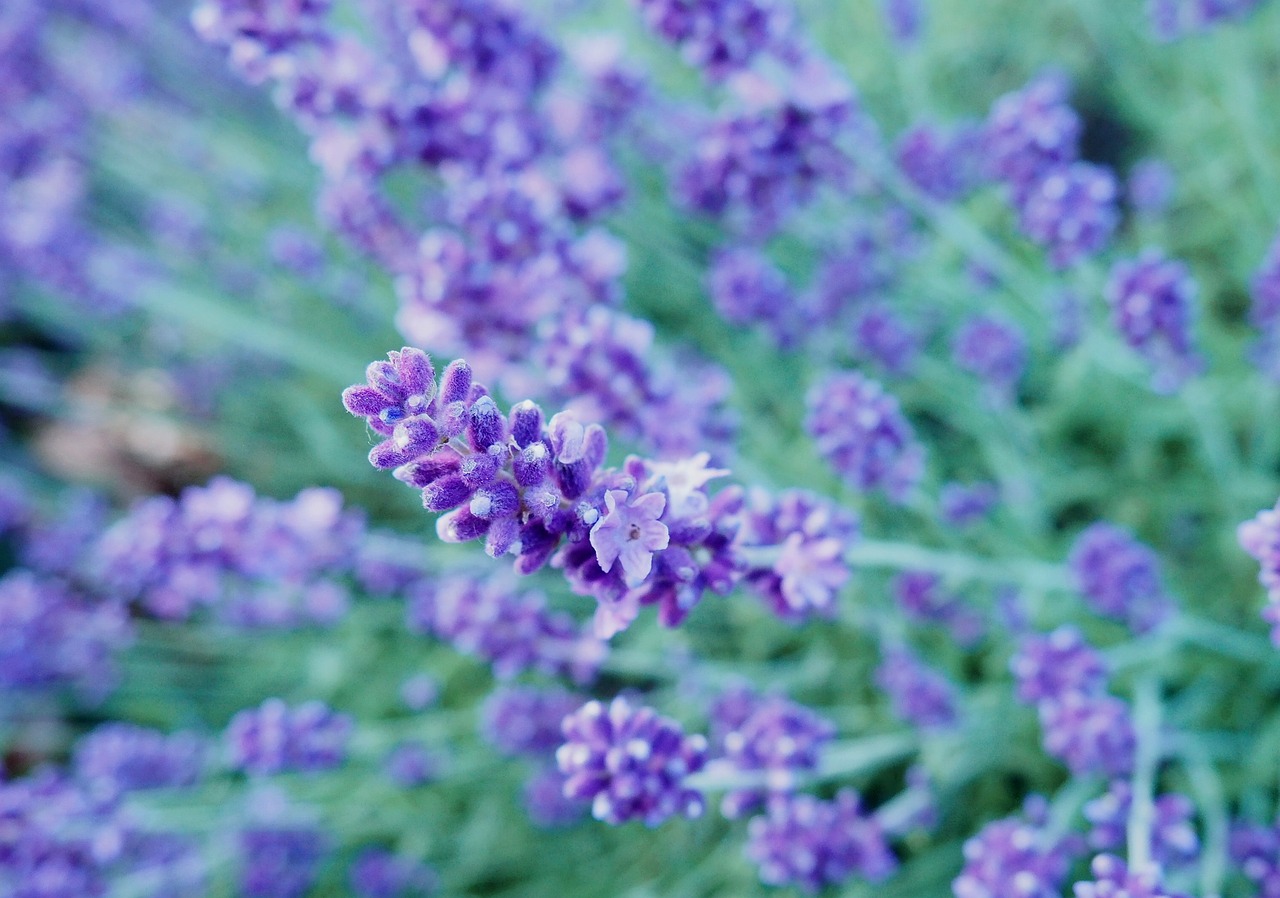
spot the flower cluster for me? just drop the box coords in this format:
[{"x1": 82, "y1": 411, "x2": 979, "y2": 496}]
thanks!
[
  {"x1": 94, "y1": 477, "x2": 363, "y2": 626},
  {"x1": 1239, "y1": 498, "x2": 1280, "y2": 641},
  {"x1": 893, "y1": 570, "x2": 985, "y2": 646},
  {"x1": 745, "y1": 790, "x2": 897, "y2": 893},
  {"x1": 708, "y1": 685, "x2": 835, "y2": 818},
  {"x1": 556, "y1": 696, "x2": 708, "y2": 826},
  {"x1": 806, "y1": 371, "x2": 924, "y2": 503},
  {"x1": 225, "y1": 698, "x2": 354, "y2": 775},
  {"x1": 875, "y1": 646, "x2": 960, "y2": 730},
  {"x1": 1069, "y1": 522, "x2": 1175, "y2": 633},
  {"x1": 953, "y1": 797, "x2": 1084, "y2": 898},
  {"x1": 1104, "y1": 250, "x2": 1203, "y2": 394},
  {"x1": 1084, "y1": 780, "x2": 1199, "y2": 865}
]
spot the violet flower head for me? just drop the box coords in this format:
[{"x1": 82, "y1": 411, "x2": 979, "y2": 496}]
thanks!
[
  {"x1": 875, "y1": 647, "x2": 959, "y2": 730},
  {"x1": 1069, "y1": 522, "x2": 1174, "y2": 633},
  {"x1": 707, "y1": 246, "x2": 805, "y2": 347},
  {"x1": 239, "y1": 827, "x2": 328, "y2": 898},
  {"x1": 811, "y1": 223, "x2": 900, "y2": 320},
  {"x1": 1250, "y1": 230, "x2": 1280, "y2": 380},
  {"x1": 1238, "y1": 498, "x2": 1280, "y2": 641},
  {"x1": 746, "y1": 790, "x2": 898, "y2": 893},
  {"x1": 951, "y1": 314, "x2": 1027, "y2": 400},
  {"x1": 348, "y1": 848, "x2": 438, "y2": 898},
  {"x1": 74, "y1": 724, "x2": 205, "y2": 801},
  {"x1": 1016, "y1": 162, "x2": 1120, "y2": 269},
  {"x1": 523, "y1": 766, "x2": 590, "y2": 828},
  {"x1": 1104, "y1": 249, "x2": 1203, "y2": 394},
  {"x1": 410, "y1": 573, "x2": 604, "y2": 682},
  {"x1": 225, "y1": 698, "x2": 353, "y2": 775},
  {"x1": 1073, "y1": 854, "x2": 1190, "y2": 898},
  {"x1": 984, "y1": 73, "x2": 1081, "y2": 191},
  {"x1": 895, "y1": 122, "x2": 980, "y2": 202},
  {"x1": 709, "y1": 685, "x2": 836, "y2": 818},
  {"x1": 1039, "y1": 692, "x2": 1136, "y2": 778},
  {"x1": 0, "y1": 771, "x2": 115, "y2": 898},
  {"x1": 1230, "y1": 819, "x2": 1280, "y2": 896},
  {"x1": 1129, "y1": 158, "x2": 1175, "y2": 216},
  {"x1": 850, "y1": 303, "x2": 922, "y2": 377},
  {"x1": 953, "y1": 797, "x2": 1084, "y2": 898},
  {"x1": 938, "y1": 482, "x2": 999, "y2": 529},
  {"x1": 0, "y1": 569, "x2": 130, "y2": 699},
  {"x1": 892, "y1": 570, "x2": 985, "y2": 646},
  {"x1": 590, "y1": 489, "x2": 670, "y2": 587},
  {"x1": 481, "y1": 685, "x2": 585, "y2": 758},
  {"x1": 383, "y1": 741, "x2": 441, "y2": 788},
  {"x1": 632, "y1": 0, "x2": 794, "y2": 80},
  {"x1": 1010, "y1": 626, "x2": 1108, "y2": 705},
  {"x1": 1084, "y1": 780, "x2": 1199, "y2": 866},
  {"x1": 738, "y1": 488, "x2": 858, "y2": 622},
  {"x1": 556, "y1": 696, "x2": 707, "y2": 826},
  {"x1": 806, "y1": 371, "x2": 924, "y2": 503}
]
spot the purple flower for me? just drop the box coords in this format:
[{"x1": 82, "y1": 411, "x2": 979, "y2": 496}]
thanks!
[
  {"x1": 556, "y1": 696, "x2": 707, "y2": 826},
  {"x1": 590, "y1": 489, "x2": 670, "y2": 587},
  {"x1": 1073, "y1": 854, "x2": 1190, "y2": 898},
  {"x1": 706, "y1": 246, "x2": 805, "y2": 347},
  {"x1": 1069, "y1": 522, "x2": 1174, "y2": 633},
  {"x1": 850, "y1": 303, "x2": 922, "y2": 377},
  {"x1": 348, "y1": 848, "x2": 437, "y2": 898},
  {"x1": 481, "y1": 686, "x2": 585, "y2": 758},
  {"x1": 938, "y1": 482, "x2": 999, "y2": 529},
  {"x1": 1231, "y1": 818, "x2": 1280, "y2": 896},
  {"x1": 739, "y1": 489, "x2": 858, "y2": 622},
  {"x1": 1239, "y1": 498, "x2": 1280, "y2": 641},
  {"x1": 895, "y1": 122, "x2": 981, "y2": 202},
  {"x1": 892, "y1": 570, "x2": 985, "y2": 646},
  {"x1": 881, "y1": 0, "x2": 924, "y2": 45},
  {"x1": 408, "y1": 573, "x2": 604, "y2": 682},
  {"x1": 953, "y1": 797, "x2": 1084, "y2": 898},
  {"x1": 1250, "y1": 230, "x2": 1280, "y2": 380},
  {"x1": 1010, "y1": 626, "x2": 1108, "y2": 705},
  {"x1": 1039, "y1": 692, "x2": 1136, "y2": 777},
  {"x1": 632, "y1": 0, "x2": 794, "y2": 80},
  {"x1": 0, "y1": 569, "x2": 130, "y2": 699},
  {"x1": 952, "y1": 314, "x2": 1027, "y2": 399},
  {"x1": 523, "y1": 766, "x2": 590, "y2": 828},
  {"x1": 0, "y1": 771, "x2": 113, "y2": 898},
  {"x1": 1104, "y1": 249, "x2": 1203, "y2": 394},
  {"x1": 399, "y1": 674, "x2": 440, "y2": 712},
  {"x1": 806, "y1": 371, "x2": 924, "y2": 503},
  {"x1": 709, "y1": 685, "x2": 836, "y2": 818},
  {"x1": 239, "y1": 827, "x2": 328, "y2": 898},
  {"x1": 383, "y1": 741, "x2": 441, "y2": 788},
  {"x1": 225, "y1": 698, "x2": 353, "y2": 775},
  {"x1": 984, "y1": 73, "x2": 1081, "y2": 191},
  {"x1": 1084, "y1": 781, "x2": 1199, "y2": 865},
  {"x1": 1016, "y1": 162, "x2": 1119, "y2": 269},
  {"x1": 74, "y1": 724, "x2": 205, "y2": 801},
  {"x1": 746, "y1": 790, "x2": 897, "y2": 893},
  {"x1": 875, "y1": 647, "x2": 959, "y2": 730}
]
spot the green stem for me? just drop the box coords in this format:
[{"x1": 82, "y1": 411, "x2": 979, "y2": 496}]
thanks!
[
  {"x1": 1126, "y1": 676, "x2": 1161, "y2": 871},
  {"x1": 686, "y1": 731, "x2": 916, "y2": 792}
]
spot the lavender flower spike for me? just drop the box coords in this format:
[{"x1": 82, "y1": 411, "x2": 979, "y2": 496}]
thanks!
[
  {"x1": 1104, "y1": 249, "x2": 1203, "y2": 394},
  {"x1": 557, "y1": 696, "x2": 707, "y2": 826},
  {"x1": 589, "y1": 489, "x2": 670, "y2": 587},
  {"x1": 1238, "y1": 496, "x2": 1280, "y2": 641}
]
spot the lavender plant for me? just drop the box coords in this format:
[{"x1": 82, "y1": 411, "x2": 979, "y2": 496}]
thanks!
[{"x1": 6, "y1": 0, "x2": 1280, "y2": 897}]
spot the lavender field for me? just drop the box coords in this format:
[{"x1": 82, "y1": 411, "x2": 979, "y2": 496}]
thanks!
[{"x1": 5, "y1": 1, "x2": 1280, "y2": 896}]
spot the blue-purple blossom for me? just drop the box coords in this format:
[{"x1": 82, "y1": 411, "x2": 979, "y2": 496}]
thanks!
[
  {"x1": 892, "y1": 570, "x2": 985, "y2": 645},
  {"x1": 1069, "y1": 522, "x2": 1174, "y2": 633},
  {"x1": 938, "y1": 482, "x2": 999, "y2": 529},
  {"x1": 745, "y1": 790, "x2": 897, "y2": 893},
  {"x1": 239, "y1": 826, "x2": 328, "y2": 898},
  {"x1": 348, "y1": 848, "x2": 438, "y2": 898},
  {"x1": 225, "y1": 698, "x2": 353, "y2": 775},
  {"x1": 74, "y1": 724, "x2": 205, "y2": 801},
  {"x1": 1085, "y1": 780, "x2": 1199, "y2": 865},
  {"x1": 881, "y1": 0, "x2": 924, "y2": 45},
  {"x1": 383, "y1": 741, "x2": 442, "y2": 788},
  {"x1": 589, "y1": 489, "x2": 670, "y2": 587},
  {"x1": 1238, "y1": 498, "x2": 1280, "y2": 641},
  {"x1": 984, "y1": 73, "x2": 1081, "y2": 192},
  {"x1": 850, "y1": 303, "x2": 922, "y2": 377},
  {"x1": 875, "y1": 647, "x2": 960, "y2": 730},
  {"x1": 0, "y1": 771, "x2": 114, "y2": 898},
  {"x1": 708, "y1": 685, "x2": 836, "y2": 818},
  {"x1": 806, "y1": 371, "x2": 924, "y2": 503},
  {"x1": 1073, "y1": 854, "x2": 1190, "y2": 898},
  {"x1": 1010, "y1": 626, "x2": 1108, "y2": 705},
  {"x1": 0, "y1": 569, "x2": 130, "y2": 698},
  {"x1": 523, "y1": 766, "x2": 590, "y2": 828},
  {"x1": 481, "y1": 685, "x2": 586, "y2": 757},
  {"x1": 1104, "y1": 249, "x2": 1203, "y2": 394},
  {"x1": 407, "y1": 573, "x2": 605, "y2": 682},
  {"x1": 895, "y1": 122, "x2": 981, "y2": 202},
  {"x1": 1016, "y1": 162, "x2": 1120, "y2": 269},
  {"x1": 632, "y1": 0, "x2": 794, "y2": 80},
  {"x1": 1250, "y1": 230, "x2": 1280, "y2": 380},
  {"x1": 951, "y1": 314, "x2": 1027, "y2": 400},
  {"x1": 707, "y1": 246, "x2": 806, "y2": 347},
  {"x1": 556, "y1": 696, "x2": 708, "y2": 826},
  {"x1": 953, "y1": 797, "x2": 1084, "y2": 898},
  {"x1": 1230, "y1": 818, "x2": 1280, "y2": 897},
  {"x1": 1039, "y1": 692, "x2": 1136, "y2": 777},
  {"x1": 738, "y1": 488, "x2": 857, "y2": 622}
]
